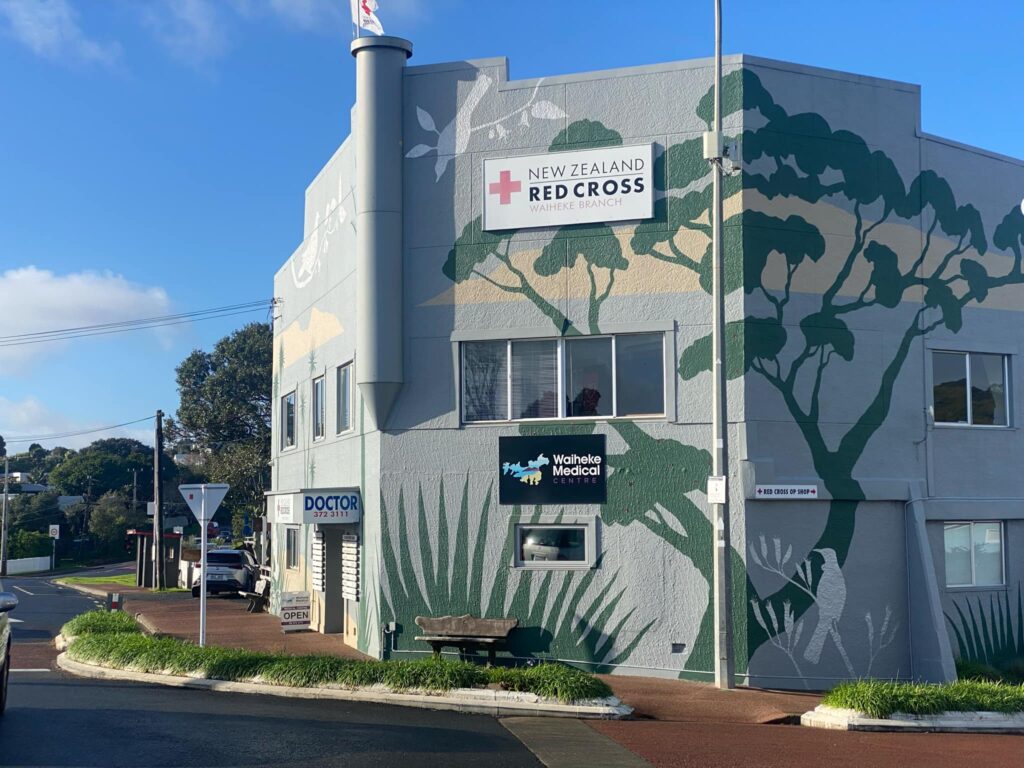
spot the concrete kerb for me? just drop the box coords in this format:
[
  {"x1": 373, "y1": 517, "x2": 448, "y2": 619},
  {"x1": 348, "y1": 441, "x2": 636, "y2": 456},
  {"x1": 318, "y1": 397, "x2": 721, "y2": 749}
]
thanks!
[
  {"x1": 802, "y1": 704, "x2": 1024, "y2": 734},
  {"x1": 56, "y1": 653, "x2": 633, "y2": 719}
]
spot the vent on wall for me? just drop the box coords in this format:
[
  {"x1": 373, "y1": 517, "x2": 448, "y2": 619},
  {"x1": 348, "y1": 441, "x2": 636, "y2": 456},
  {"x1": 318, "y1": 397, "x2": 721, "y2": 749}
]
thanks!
[{"x1": 671, "y1": 643, "x2": 687, "y2": 654}]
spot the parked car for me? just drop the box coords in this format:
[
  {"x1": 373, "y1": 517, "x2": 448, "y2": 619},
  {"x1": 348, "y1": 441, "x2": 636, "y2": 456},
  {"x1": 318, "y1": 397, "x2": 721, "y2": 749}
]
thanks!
[
  {"x1": 191, "y1": 549, "x2": 257, "y2": 597},
  {"x1": 0, "y1": 590, "x2": 18, "y2": 716}
]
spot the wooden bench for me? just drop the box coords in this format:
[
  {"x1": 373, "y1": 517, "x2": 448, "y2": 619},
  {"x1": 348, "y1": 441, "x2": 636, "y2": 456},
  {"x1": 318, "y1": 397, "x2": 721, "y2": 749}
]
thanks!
[
  {"x1": 238, "y1": 576, "x2": 271, "y2": 613},
  {"x1": 415, "y1": 614, "x2": 518, "y2": 665}
]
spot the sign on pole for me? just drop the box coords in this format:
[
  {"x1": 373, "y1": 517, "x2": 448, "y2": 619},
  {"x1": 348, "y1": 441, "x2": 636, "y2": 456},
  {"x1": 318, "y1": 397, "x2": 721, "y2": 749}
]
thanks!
[
  {"x1": 178, "y1": 484, "x2": 230, "y2": 648},
  {"x1": 48, "y1": 524, "x2": 60, "y2": 539}
]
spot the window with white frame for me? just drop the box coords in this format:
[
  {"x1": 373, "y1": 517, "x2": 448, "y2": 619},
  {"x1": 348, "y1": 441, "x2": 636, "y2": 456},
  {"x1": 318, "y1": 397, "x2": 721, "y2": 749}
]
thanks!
[
  {"x1": 462, "y1": 333, "x2": 665, "y2": 422},
  {"x1": 285, "y1": 527, "x2": 299, "y2": 570},
  {"x1": 337, "y1": 363, "x2": 352, "y2": 433},
  {"x1": 514, "y1": 523, "x2": 595, "y2": 568},
  {"x1": 281, "y1": 391, "x2": 296, "y2": 449},
  {"x1": 312, "y1": 376, "x2": 326, "y2": 440},
  {"x1": 932, "y1": 351, "x2": 1009, "y2": 426},
  {"x1": 943, "y1": 521, "x2": 1004, "y2": 587}
]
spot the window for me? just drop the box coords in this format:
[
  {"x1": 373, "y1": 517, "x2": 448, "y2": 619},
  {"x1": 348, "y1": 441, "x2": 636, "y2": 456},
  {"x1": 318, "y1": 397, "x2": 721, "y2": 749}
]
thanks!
[
  {"x1": 281, "y1": 391, "x2": 296, "y2": 449},
  {"x1": 337, "y1": 363, "x2": 352, "y2": 433},
  {"x1": 312, "y1": 376, "x2": 325, "y2": 440},
  {"x1": 286, "y1": 527, "x2": 299, "y2": 570},
  {"x1": 933, "y1": 351, "x2": 1009, "y2": 426},
  {"x1": 515, "y1": 524, "x2": 592, "y2": 568},
  {"x1": 462, "y1": 333, "x2": 665, "y2": 422},
  {"x1": 944, "y1": 522, "x2": 1003, "y2": 587}
]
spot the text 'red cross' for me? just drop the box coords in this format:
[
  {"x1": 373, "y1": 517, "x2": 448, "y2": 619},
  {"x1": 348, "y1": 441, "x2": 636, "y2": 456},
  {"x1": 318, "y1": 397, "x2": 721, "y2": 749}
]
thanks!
[{"x1": 489, "y1": 170, "x2": 521, "y2": 205}]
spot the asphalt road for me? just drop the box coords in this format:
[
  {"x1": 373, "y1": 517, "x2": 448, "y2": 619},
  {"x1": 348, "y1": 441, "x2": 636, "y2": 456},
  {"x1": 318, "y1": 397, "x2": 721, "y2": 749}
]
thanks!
[{"x1": 0, "y1": 570, "x2": 540, "y2": 768}]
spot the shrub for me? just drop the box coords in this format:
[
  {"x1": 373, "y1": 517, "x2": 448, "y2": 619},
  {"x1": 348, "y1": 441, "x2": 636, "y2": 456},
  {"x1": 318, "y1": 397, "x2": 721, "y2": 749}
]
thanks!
[
  {"x1": 824, "y1": 679, "x2": 1024, "y2": 718},
  {"x1": 62, "y1": 610, "x2": 140, "y2": 638},
  {"x1": 9, "y1": 529, "x2": 51, "y2": 559},
  {"x1": 488, "y1": 663, "x2": 613, "y2": 702}
]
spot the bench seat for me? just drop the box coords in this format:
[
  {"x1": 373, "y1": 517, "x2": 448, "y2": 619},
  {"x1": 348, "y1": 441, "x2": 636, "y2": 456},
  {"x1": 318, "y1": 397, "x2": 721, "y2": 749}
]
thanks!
[{"x1": 414, "y1": 615, "x2": 518, "y2": 664}]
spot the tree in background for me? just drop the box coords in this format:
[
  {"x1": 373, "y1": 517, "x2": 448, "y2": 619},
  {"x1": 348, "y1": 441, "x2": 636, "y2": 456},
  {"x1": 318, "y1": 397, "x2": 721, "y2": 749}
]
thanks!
[
  {"x1": 89, "y1": 491, "x2": 145, "y2": 551},
  {"x1": 167, "y1": 322, "x2": 272, "y2": 536},
  {"x1": 48, "y1": 439, "x2": 152, "y2": 499}
]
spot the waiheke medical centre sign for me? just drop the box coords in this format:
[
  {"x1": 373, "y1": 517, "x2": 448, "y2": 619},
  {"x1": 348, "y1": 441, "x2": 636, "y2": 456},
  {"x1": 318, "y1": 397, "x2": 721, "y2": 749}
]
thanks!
[{"x1": 483, "y1": 144, "x2": 654, "y2": 231}]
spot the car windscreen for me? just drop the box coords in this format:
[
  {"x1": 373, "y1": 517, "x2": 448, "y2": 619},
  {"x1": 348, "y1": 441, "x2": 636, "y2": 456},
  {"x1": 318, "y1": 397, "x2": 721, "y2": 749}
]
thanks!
[{"x1": 207, "y1": 553, "x2": 243, "y2": 566}]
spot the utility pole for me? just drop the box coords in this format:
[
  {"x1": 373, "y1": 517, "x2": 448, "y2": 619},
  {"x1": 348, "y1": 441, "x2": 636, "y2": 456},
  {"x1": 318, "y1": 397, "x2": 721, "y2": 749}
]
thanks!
[
  {"x1": 704, "y1": 0, "x2": 735, "y2": 689},
  {"x1": 0, "y1": 454, "x2": 9, "y2": 578},
  {"x1": 152, "y1": 410, "x2": 166, "y2": 590},
  {"x1": 132, "y1": 469, "x2": 138, "y2": 517}
]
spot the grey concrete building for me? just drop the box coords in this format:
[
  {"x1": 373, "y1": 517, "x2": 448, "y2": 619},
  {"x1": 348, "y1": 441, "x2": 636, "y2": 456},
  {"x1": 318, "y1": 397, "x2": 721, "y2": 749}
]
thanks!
[{"x1": 267, "y1": 37, "x2": 1024, "y2": 688}]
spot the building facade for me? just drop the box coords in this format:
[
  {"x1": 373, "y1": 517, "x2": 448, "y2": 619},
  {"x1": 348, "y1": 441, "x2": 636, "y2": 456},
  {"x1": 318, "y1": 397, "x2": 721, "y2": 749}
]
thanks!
[{"x1": 267, "y1": 37, "x2": 1024, "y2": 688}]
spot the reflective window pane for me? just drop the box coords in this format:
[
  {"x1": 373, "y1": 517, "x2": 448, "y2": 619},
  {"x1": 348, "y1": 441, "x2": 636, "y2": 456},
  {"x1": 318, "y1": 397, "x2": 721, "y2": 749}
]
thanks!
[
  {"x1": 973, "y1": 522, "x2": 1004, "y2": 586},
  {"x1": 463, "y1": 342, "x2": 508, "y2": 421},
  {"x1": 970, "y1": 354, "x2": 1008, "y2": 426},
  {"x1": 511, "y1": 340, "x2": 558, "y2": 419},
  {"x1": 313, "y1": 376, "x2": 325, "y2": 439},
  {"x1": 518, "y1": 526, "x2": 586, "y2": 563},
  {"x1": 616, "y1": 334, "x2": 665, "y2": 415},
  {"x1": 282, "y1": 392, "x2": 296, "y2": 448},
  {"x1": 933, "y1": 352, "x2": 968, "y2": 423},
  {"x1": 944, "y1": 523, "x2": 972, "y2": 586},
  {"x1": 337, "y1": 364, "x2": 351, "y2": 432},
  {"x1": 566, "y1": 337, "x2": 613, "y2": 417}
]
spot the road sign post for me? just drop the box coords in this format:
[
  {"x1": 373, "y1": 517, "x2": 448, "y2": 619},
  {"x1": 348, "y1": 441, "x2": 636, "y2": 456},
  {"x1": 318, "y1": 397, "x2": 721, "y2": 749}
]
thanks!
[
  {"x1": 178, "y1": 484, "x2": 229, "y2": 648},
  {"x1": 49, "y1": 524, "x2": 60, "y2": 570}
]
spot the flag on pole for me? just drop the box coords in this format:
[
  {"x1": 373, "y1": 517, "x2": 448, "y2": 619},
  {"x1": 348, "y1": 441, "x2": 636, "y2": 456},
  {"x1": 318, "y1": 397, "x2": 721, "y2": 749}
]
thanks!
[{"x1": 351, "y1": 0, "x2": 385, "y2": 36}]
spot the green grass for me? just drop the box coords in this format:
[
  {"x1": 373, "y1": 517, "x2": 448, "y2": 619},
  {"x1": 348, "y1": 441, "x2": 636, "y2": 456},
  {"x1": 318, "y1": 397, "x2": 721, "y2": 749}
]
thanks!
[
  {"x1": 61, "y1": 610, "x2": 140, "y2": 637},
  {"x1": 823, "y1": 679, "x2": 1024, "y2": 718},
  {"x1": 59, "y1": 574, "x2": 136, "y2": 586},
  {"x1": 61, "y1": 611, "x2": 609, "y2": 703}
]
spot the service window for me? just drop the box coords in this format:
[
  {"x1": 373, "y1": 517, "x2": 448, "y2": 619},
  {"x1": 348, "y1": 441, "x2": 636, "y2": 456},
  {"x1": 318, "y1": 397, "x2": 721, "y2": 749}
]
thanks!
[
  {"x1": 312, "y1": 376, "x2": 326, "y2": 441},
  {"x1": 281, "y1": 391, "x2": 296, "y2": 449},
  {"x1": 514, "y1": 524, "x2": 593, "y2": 568},
  {"x1": 285, "y1": 527, "x2": 299, "y2": 570},
  {"x1": 944, "y1": 521, "x2": 1003, "y2": 587},
  {"x1": 933, "y1": 352, "x2": 1009, "y2": 426},
  {"x1": 337, "y1": 363, "x2": 352, "y2": 433}
]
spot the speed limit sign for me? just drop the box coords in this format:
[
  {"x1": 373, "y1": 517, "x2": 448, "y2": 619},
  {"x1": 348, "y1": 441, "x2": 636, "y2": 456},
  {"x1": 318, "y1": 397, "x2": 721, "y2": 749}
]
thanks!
[{"x1": 49, "y1": 525, "x2": 60, "y2": 539}]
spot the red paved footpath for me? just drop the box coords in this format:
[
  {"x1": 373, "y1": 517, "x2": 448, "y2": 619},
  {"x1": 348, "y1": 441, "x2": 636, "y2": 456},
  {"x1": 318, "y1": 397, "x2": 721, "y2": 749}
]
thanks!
[
  {"x1": 591, "y1": 676, "x2": 1024, "y2": 768},
  {"x1": 90, "y1": 584, "x2": 369, "y2": 659},
  {"x1": 72, "y1": 583, "x2": 1024, "y2": 766}
]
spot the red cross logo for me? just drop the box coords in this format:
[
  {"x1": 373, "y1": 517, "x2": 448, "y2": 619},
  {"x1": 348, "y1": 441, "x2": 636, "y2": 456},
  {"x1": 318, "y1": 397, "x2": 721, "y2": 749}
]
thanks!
[{"x1": 489, "y1": 170, "x2": 521, "y2": 205}]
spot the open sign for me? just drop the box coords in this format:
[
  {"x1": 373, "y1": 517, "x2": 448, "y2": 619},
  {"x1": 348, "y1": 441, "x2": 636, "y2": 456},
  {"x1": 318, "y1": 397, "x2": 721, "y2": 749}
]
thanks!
[{"x1": 280, "y1": 591, "x2": 311, "y2": 632}]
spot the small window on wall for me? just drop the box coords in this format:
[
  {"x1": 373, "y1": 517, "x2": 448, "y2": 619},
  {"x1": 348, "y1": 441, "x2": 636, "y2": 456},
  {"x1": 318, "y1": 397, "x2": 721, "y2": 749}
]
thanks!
[
  {"x1": 933, "y1": 352, "x2": 1009, "y2": 426},
  {"x1": 312, "y1": 376, "x2": 326, "y2": 440},
  {"x1": 515, "y1": 524, "x2": 591, "y2": 568},
  {"x1": 337, "y1": 363, "x2": 352, "y2": 433},
  {"x1": 281, "y1": 391, "x2": 296, "y2": 449},
  {"x1": 944, "y1": 522, "x2": 1003, "y2": 587},
  {"x1": 286, "y1": 527, "x2": 299, "y2": 570},
  {"x1": 462, "y1": 333, "x2": 665, "y2": 422}
]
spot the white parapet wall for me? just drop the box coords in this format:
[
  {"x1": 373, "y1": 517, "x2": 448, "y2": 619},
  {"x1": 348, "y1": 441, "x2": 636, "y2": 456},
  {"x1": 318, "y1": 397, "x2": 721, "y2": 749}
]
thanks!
[{"x1": 7, "y1": 555, "x2": 51, "y2": 575}]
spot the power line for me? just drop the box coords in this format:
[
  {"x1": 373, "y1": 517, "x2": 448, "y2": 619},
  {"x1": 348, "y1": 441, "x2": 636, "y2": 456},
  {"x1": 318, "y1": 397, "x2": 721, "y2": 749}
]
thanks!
[
  {"x1": 0, "y1": 300, "x2": 273, "y2": 348},
  {"x1": 2, "y1": 416, "x2": 156, "y2": 445}
]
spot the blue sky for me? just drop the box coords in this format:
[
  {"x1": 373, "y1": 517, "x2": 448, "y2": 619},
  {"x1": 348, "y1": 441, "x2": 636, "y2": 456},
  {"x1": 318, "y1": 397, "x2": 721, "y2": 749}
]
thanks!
[{"x1": 1, "y1": 0, "x2": 1022, "y2": 449}]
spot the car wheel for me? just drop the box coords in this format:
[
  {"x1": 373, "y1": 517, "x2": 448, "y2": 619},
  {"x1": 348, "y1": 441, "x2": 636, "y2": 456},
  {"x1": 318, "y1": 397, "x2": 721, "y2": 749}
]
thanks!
[
  {"x1": 191, "y1": 586, "x2": 200, "y2": 598},
  {"x1": 0, "y1": 644, "x2": 10, "y2": 717}
]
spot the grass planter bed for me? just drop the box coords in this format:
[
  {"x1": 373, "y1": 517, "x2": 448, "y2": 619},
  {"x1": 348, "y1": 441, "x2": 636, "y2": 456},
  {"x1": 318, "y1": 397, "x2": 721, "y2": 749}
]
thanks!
[
  {"x1": 822, "y1": 679, "x2": 1024, "y2": 719},
  {"x1": 61, "y1": 611, "x2": 612, "y2": 705}
]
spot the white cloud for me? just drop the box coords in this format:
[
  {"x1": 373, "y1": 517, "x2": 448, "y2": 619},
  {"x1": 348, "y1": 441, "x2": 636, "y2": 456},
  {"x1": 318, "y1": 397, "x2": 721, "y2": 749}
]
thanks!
[
  {"x1": 0, "y1": 0, "x2": 120, "y2": 65},
  {"x1": 0, "y1": 266, "x2": 171, "y2": 374},
  {"x1": 144, "y1": 0, "x2": 228, "y2": 66},
  {"x1": 0, "y1": 395, "x2": 153, "y2": 451}
]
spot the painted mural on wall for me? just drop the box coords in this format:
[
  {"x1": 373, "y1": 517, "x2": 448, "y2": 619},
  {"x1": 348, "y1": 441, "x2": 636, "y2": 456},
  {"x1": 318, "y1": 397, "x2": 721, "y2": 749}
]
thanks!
[{"x1": 390, "y1": 65, "x2": 1024, "y2": 681}]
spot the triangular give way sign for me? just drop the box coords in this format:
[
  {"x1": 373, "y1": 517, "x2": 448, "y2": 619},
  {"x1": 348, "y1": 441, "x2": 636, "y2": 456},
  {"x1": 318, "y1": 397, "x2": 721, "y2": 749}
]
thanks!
[{"x1": 179, "y1": 484, "x2": 230, "y2": 524}]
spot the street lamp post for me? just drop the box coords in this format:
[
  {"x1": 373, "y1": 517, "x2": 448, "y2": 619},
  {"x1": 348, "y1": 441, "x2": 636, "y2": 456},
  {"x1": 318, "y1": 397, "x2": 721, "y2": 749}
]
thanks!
[{"x1": 703, "y1": 0, "x2": 736, "y2": 690}]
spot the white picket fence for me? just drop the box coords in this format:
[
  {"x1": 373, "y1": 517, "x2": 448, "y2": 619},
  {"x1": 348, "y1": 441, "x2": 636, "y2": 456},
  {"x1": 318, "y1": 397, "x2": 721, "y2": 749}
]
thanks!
[{"x1": 7, "y1": 555, "x2": 51, "y2": 575}]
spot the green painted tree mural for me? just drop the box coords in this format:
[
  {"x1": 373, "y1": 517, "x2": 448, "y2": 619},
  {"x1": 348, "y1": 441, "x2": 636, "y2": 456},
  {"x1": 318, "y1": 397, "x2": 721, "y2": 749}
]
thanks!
[
  {"x1": 676, "y1": 70, "x2": 1024, "y2": 662},
  {"x1": 417, "y1": 65, "x2": 1024, "y2": 680}
]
